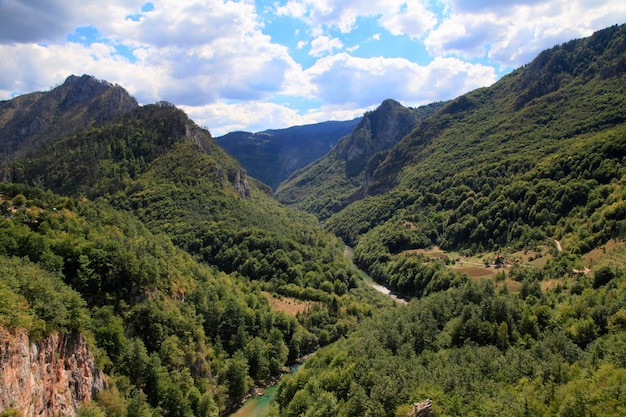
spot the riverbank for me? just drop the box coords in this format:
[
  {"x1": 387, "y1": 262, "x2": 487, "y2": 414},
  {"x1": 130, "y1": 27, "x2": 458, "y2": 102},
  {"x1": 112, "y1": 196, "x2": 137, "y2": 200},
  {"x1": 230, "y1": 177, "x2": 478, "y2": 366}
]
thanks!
[
  {"x1": 344, "y1": 246, "x2": 408, "y2": 304},
  {"x1": 228, "y1": 385, "x2": 277, "y2": 417},
  {"x1": 227, "y1": 362, "x2": 305, "y2": 417}
]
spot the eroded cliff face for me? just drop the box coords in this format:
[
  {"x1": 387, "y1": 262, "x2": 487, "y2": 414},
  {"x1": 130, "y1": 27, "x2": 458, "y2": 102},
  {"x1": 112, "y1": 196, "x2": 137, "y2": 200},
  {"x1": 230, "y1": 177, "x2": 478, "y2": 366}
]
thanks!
[{"x1": 0, "y1": 327, "x2": 105, "y2": 417}]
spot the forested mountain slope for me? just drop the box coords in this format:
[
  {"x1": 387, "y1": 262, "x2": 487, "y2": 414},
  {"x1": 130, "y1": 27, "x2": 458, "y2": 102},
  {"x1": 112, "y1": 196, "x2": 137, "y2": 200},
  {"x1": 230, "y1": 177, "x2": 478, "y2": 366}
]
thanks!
[
  {"x1": 270, "y1": 24, "x2": 626, "y2": 417},
  {"x1": 216, "y1": 118, "x2": 360, "y2": 189},
  {"x1": 0, "y1": 77, "x2": 383, "y2": 417},
  {"x1": 275, "y1": 99, "x2": 445, "y2": 219},
  {"x1": 324, "y1": 24, "x2": 626, "y2": 297},
  {"x1": 1, "y1": 23, "x2": 626, "y2": 417}
]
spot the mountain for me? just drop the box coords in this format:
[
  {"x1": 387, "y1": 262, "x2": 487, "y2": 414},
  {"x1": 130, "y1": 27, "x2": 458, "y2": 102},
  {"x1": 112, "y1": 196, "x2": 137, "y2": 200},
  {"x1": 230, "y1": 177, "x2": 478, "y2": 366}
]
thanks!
[
  {"x1": 323, "y1": 23, "x2": 626, "y2": 295},
  {"x1": 0, "y1": 74, "x2": 138, "y2": 165},
  {"x1": 216, "y1": 118, "x2": 360, "y2": 189},
  {"x1": 0, "y1": 76, "x2": 379, "y2": 416},
  {"x1": 274, "y1": 99, "x2": 445, "y2": 219},
  {"x1": 2, "y1": 23, "x2": 626, "y2": 417},
  {"x1": 271, "y1": 25, "x2": 626, "y2": 417}
]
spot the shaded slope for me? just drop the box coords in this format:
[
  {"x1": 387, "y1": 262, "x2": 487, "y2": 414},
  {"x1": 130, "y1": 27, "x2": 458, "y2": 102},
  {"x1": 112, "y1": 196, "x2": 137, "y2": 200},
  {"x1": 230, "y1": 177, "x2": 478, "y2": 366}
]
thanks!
[{"x1": 216, "y1": 118, "x2": 360, "y2": 189}]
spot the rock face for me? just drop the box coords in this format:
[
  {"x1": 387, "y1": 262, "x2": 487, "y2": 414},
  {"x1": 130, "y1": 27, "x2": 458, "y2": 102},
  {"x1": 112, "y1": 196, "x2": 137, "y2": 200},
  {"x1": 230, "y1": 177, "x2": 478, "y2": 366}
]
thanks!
[
  {"x1": 343, "y1": 99, "x2": 419, "y2": 178},
  {"x1": 0, "y1": 327, "x2": 105, "y2": 417}
]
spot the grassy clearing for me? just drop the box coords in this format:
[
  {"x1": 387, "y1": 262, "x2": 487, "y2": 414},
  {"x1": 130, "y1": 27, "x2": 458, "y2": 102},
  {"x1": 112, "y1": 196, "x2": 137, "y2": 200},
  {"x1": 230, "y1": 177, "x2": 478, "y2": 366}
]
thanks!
[
  {"x1": 262, "y1": 292, "x2": 315, "y2": 316},
  {"x1": 406, "y1": 244, "x2": 562, "y2": 295},
  {"x1": 583, "y1": 239, "x2": 626, "y2": 268}
]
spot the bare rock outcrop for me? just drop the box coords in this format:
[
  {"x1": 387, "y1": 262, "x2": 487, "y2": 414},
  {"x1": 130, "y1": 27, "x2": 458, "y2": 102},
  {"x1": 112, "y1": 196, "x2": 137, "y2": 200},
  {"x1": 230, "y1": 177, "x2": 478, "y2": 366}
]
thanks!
[
  {"x1": 408, "y1": 399, "x2": 434, "y2": 417},
  {"x1": 0, "y1": 327, "x2": 105, "y2": 417}
]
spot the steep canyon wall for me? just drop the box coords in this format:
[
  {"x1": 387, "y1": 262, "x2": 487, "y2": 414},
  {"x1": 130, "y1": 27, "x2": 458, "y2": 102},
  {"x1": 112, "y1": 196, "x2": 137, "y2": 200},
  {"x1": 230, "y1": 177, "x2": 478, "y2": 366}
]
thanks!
[{"x1": 0, "y1": 327, "x2": 105, "y2": 417}]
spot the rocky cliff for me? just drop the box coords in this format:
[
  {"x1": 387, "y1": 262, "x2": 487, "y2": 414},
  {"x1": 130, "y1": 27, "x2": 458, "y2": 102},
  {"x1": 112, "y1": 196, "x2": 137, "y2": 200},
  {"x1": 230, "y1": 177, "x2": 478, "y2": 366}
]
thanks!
[{"x1": 0, "y1": 327, "x2": 105, "y2": 417}]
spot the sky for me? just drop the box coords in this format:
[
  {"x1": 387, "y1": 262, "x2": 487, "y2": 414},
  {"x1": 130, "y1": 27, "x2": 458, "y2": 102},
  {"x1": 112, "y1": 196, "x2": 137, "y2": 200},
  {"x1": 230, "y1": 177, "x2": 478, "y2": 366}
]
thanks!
[{"x1": 0, "y1": 1, "x2": 625, "y2": 136}]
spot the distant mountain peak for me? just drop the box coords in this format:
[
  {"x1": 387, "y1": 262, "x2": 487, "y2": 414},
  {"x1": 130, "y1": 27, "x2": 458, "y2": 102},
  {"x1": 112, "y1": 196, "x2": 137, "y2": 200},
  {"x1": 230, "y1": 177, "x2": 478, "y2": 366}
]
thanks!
[
  {"x1": 63, "y1": 73, "x2": 106, "y2": 86},
  {"x1": 343, "y1": 99, "x2": 425, "y2": 176}
]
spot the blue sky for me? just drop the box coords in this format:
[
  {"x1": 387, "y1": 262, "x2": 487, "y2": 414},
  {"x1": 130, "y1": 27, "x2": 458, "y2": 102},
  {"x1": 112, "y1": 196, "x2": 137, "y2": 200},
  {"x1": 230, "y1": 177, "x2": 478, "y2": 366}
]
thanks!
[{"x1": 0, "y1": 0, "x2": 625, "y2": 135}]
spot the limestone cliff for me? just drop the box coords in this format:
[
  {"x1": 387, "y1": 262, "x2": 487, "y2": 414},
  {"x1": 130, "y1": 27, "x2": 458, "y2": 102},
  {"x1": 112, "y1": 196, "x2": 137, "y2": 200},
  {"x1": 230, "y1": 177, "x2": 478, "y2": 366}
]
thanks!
[{"x1": 0, "y1": 327, "x2": 105, "y2": 417}]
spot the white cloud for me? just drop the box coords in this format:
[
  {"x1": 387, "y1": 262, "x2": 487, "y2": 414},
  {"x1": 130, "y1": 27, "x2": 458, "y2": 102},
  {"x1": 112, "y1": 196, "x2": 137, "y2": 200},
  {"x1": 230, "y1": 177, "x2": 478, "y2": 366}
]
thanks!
[
  {"x1": 429, "y1": 0, "x2": 626, "y2": 68},
  {"x1": 181, "y1": 101, "x2": 312, "y2": 136},
  {"x1": 304, "y1": 53, "x2": 496, "y2": 108},
  {"x1": 0, "y1": 42, "x2": 142, "y2": 96},
  {"x1": 309, "y1": 36, "x2": 344, "y2": 57},
  {"x1": 274, "y1": 0, "x2": 437, "y2": 36},
  {"x1": 275, "y1": 0, "x2": 309, "y2": 19},
  {"x1": 118, "y1": 0, "x2": 260, "y2": 48},
  {"x1": 425, "y1": 15, "x2": 502, "y2": 60},
  {"x1": 0, "y1": 0, "x2": 146, "y2": 43},
  {"x1": 0, "y1": 0, "x2": 299, "y2": 109},
  {"x1": 377, "y1": 1, "x2": 437, "y2": 38}
]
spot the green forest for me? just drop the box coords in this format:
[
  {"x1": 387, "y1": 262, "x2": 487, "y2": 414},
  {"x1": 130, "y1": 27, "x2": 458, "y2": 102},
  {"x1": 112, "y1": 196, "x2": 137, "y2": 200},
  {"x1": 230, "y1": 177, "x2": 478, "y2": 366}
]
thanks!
[
  {"x1": 0, "y1": 23, "x2": 625, "y2": 417},
  {"x1": 0, "y1": 100, "x2": 383, "y2": 417},
  {"x1": 265, "y1": 24, "x2": 626, "y2": 417}
]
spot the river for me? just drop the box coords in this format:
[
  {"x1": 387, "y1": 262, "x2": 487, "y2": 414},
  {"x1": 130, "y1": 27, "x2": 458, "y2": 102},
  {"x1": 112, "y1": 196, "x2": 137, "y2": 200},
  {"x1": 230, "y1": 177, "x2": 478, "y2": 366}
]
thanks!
[
  {"x1": 228, "y1": 248, "x2": 404, "y2": 417},
  {"x1": 228, "y1": 364, "x2": 302, "y2": 417},
  {"x1": 344, "y1": 246, "x2": 408, "y2": 304},
  {"x1": 228, "y1": 385, "x2": 277, "y2": 417}
]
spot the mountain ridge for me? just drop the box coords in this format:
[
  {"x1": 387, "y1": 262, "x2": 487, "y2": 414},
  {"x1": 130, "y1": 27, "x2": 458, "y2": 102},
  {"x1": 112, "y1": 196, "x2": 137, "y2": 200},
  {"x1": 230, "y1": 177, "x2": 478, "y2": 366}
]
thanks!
[
  {"x1": 322, "y1": 23, "x2": 626, "y2": 292},
  {"x1": 216, "y1": 117, "x2": 360, "y2": 189},
  {"x1": 0, "y1": 73, "x2": 371, "y2": 416},
  {"x1": 0, "y1": 74, "x2": 138, "y2": 165},
  {"x1": 0, "y1": 23, "x2": 625, "y2": 417}
]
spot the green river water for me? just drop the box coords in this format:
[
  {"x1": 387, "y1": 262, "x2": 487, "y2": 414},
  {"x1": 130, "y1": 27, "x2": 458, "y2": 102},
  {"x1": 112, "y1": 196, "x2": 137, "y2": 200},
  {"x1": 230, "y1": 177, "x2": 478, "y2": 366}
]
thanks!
[{"x1": 228, "y1": 385, "x2": 277, "y2": 417}]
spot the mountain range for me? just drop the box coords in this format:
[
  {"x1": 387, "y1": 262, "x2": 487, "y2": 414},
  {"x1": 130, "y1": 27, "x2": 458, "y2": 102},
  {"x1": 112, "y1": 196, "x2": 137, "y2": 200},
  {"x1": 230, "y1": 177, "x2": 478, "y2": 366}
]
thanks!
[
  {"x1": 274, "y1": 98, "x2": 445, "y2": 218},
  {"x1": 0, "y1": 22, "x2": 625, "y2": 417}
]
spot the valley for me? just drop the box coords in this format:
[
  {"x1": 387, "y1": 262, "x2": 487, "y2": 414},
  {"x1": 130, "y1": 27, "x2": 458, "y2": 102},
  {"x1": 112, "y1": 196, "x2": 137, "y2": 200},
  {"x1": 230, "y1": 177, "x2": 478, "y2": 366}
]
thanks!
[{"x1": 0, "y1": 23, "x2": 625, "y2": 417}]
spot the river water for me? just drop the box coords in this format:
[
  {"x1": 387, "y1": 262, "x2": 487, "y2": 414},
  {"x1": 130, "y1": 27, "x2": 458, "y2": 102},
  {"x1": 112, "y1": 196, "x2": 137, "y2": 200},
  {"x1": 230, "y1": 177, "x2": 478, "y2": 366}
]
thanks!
[
  {"x1": 228, "y1": 385, "x2": 277, "y2": 417},
  {"x1": 344, "y1": 246, "x2": 407, "y2": 304}
]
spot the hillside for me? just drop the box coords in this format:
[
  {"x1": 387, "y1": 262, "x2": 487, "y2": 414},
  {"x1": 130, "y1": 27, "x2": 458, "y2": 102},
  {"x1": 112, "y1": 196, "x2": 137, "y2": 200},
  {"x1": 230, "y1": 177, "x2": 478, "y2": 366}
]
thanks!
[
  {"x1": 322, "y1": 23, "x2": 626, "y2": 298},
  {"x1": 216, "y1": 118, "x2": 360, "y2": 189},
  {"x1": 0, "y1": 74, "x2": 138, "y2": 165},
  {"x1": 275, "y1": 99, "x2": 445, "y2": 219},
  {"x1": 1, "y1": 23, "x2": 626, "y2": 417},
  {"x1": 270, "y1": 24, "x2": 626, "y2": 417},
  {"x1": 0, "y1": 77, "x2": 383, "y2": 417}
]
